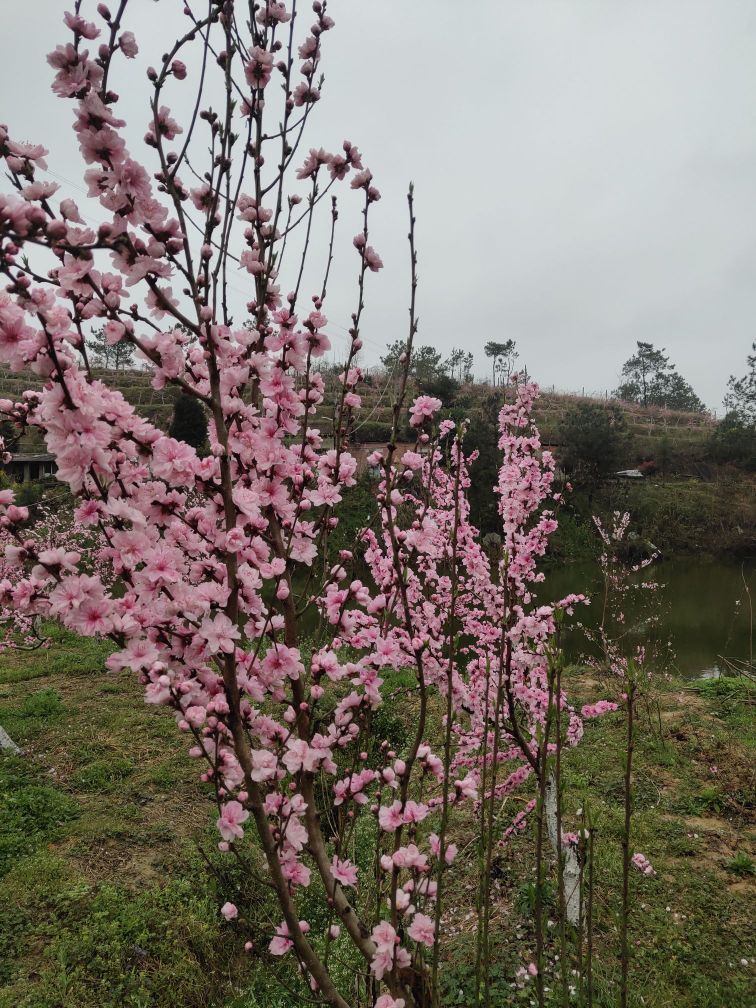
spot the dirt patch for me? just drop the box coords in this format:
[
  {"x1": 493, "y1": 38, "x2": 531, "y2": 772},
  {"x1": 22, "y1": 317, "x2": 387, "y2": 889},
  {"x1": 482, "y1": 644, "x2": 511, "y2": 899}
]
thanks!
[
  {"x1": 683, "y1": 815, "x2": 736, "y2": 836},
  {"x1": 727, "y1": 879, "x2": 756, "y2": 897}
]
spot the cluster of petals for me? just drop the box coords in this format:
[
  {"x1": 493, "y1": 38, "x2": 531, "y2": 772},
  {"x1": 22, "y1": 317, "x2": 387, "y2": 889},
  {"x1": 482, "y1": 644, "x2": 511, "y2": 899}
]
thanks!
[{"x1": 0, "y1": 7, "x2": 619, "y2": 1004}]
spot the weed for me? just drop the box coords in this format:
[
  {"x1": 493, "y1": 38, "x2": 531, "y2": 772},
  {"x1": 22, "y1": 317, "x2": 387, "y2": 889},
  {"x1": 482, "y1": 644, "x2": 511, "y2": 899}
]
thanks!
[
  {"x1": 16, "y1": 688, "x2": 65, "y2": 718},
  {"x1": 0, "y1": 756, "x2": 79, "y2": 875},
  {"x1": 725, "y1": 852, "x2": 755, "y2": 877},
  {"x1": 71, "y1": 757, "x2": 136, "y2": 793}
]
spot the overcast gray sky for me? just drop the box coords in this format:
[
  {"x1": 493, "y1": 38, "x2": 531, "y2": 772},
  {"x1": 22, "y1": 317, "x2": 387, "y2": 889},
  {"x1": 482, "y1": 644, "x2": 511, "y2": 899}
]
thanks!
[{"x1": 2, "y1": 1, "x2": 756, "y2": 410}]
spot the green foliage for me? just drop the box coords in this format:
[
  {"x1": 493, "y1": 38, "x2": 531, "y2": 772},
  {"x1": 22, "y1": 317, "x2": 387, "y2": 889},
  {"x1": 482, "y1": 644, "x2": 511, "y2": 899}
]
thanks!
[
  {"x1": 1, "y1": 617, "x2": 754, "y2": 1008},
  {"x1": 443, "y1": 347, "x2": 474, "y2": 383},
  {"x1": 463, "y1": 394, "x2": 502, "y2": 535},
  {"x1": 724, "y1": 342, "x2": 756, "y2": 424},
  {"x1": 603, "y1": 478, "x2": 755, "y2": 557},
  {"x1": 71, "y1": 758, "x2": 136, "y2": 794},
  {"x1": 615, "y1": 341, "x2": 705, "y2": 412},
  {"x1": 544, "y1": 509, "x2": 601, "y2": 565},
  {"x1": 380, "y1": 340, "x2": 462, "y2": 404},
  {"x1": 483, "y1": 339, "x2": 518, "y2": 387},
  {"x1": 0, "y1": 857, "x2": 234, "y2": 1008},
  {"x1": 514, "y1": 877, "x2": 557, "y2": 918},
  {"x1": 438, "y1": 932, "x2": 517, "y2": 1007},
  {"x1": 693, "y1": 675, "x2": 756, "y2": 739},
  {"x1": 411, "y1": 345, "x2": 444, "y2": 385},
  {"x1": 87, "y1": 327, "x2": 136, "y2": 371},
  {"x1": 559, "y1": 675, "x2": 755, "y2": 1008},
  {"x1": 349, "y1": 421, "x2": 393, "y2": 444},
  {"x1": 0, "y1": 628, "x2": 113, "y2": 685},
  {"x1": 724, "y1": 852, "x2": 755, "y2": 877},
  {"x1": 707, "y1": 410, "x2": 756, "y2": 470},
  {"x1": 695, "y1": 674, "x2": 756, "y2": 701},
  {"x1": 380, "y1": 338, "x2": 407, "y2": 377},
  {"x1": 558, "y1": 402, "x2": 631, "y2": 488},
  {"x1": 0, "y1": 688, "x2": 67, "y2": 747},
  {"x1": 0, "y1": 639, "x2": 250, "y2": 1008},
  {"x1": 420, "y1": 370, "x2": 460, "y2": 406},
  {"x1": 655, "y1": 372, "x2": 706, "y2": 413},
  {"x1": 15, "y1": 479, "x2": 45, "y2": 506},
  {"x1": 0, "y1": 758, "x2": 79, "y2": 876},
  {"x1": 15, "y1": 688, "x2": 65, "y2": 719},
  {"x1": 381, "y1": 339, "x2": 443, "y2": 387},
  {"x1": 325, "y1": 470, "x2": 377, "y2": 560},
  {"x1": 656, "y1": 433, "x2": 674, "y2": 476},
  {"x1": 169, "y1": 393, "x2": 209, "y2": 452}
]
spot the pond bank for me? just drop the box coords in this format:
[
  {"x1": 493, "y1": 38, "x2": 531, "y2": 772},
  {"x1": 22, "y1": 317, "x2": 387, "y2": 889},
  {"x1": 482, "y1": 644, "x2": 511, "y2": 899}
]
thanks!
[{"x1": 547, "y1": 476, "x2": 756, "y2": 565}]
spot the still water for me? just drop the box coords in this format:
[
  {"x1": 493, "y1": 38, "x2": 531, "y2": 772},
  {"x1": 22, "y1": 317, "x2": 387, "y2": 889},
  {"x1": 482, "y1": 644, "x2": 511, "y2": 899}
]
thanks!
[{"x1": 540, "y1": 558, "x2": 755, "y2": 679}]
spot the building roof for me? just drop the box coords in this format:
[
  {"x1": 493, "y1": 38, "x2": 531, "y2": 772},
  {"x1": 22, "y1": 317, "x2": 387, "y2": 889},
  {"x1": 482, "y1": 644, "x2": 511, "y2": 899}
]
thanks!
[{"x1": 5, "y1": 453, "x2": 56, "y2": 462}]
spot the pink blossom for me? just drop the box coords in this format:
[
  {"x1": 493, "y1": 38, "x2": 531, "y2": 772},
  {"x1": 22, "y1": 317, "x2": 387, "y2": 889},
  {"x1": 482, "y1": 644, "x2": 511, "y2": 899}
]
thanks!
[
  {"x1": 408, "y1": 912, "x2": 435, "y2": 947},
  {"x1": 378, "y1": 800, "x2": 403, "y2": 832},
  {"x1": 217, "y1": 801, "x2": 250, "y2": 842},
  {"x1": 363, "y1": 245, "x2": 383, "y2": 271},
  {"x1": 581, "y1": 700, "x2": 619, "y2": 718},
  {"x1": 631, "y1": 852, "x2": 656, "y2": 876},
  {"x1": 330, "y1": 856, "x2": 358, "y2": 887},
  {"x1": 409, "y1": 395, "x2": 442, "y2": 428},
  {"x1": 64, "y1": 11, "x2": 100, "y2": 40},
  {"x1": 0, "y1": 10, "x2": 600, "y2": 994},
  {"x1": 245, "y1": 47, "x2": 274, "y2": 90},
  {"x1": 119, "y1": 30, "x2": 138, "y2": 57},
  {"x1": 269, "y1": 921, "x2": 293, "y2": 956},
  {"x1": 198, "y1": 613, "x2": 240, "y2": 655}
]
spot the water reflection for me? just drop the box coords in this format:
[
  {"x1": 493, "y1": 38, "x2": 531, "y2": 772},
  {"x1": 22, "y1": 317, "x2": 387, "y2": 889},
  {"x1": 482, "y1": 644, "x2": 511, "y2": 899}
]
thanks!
[{"x1": 541, "y1": 558, "x2": 755, "y2": 678}]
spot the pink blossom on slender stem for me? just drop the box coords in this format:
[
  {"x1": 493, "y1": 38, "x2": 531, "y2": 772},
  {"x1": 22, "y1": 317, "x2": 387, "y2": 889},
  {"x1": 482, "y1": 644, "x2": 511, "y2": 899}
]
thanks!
[{"x1": 0, "y1": 6, "x2": 606, "y2": 1006}]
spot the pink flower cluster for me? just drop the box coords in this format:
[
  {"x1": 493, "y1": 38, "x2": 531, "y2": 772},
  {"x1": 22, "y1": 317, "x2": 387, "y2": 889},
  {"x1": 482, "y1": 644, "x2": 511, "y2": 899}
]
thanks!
[
  {"x1": 0, "y1": 6, "x2": 606, "y2": 1006},
  {"x1": 0, "y1": 499, "x2": 111, "y2": 650},
  {"x1": 631, "y1": 852, "x2": 656, "y2": 877}
]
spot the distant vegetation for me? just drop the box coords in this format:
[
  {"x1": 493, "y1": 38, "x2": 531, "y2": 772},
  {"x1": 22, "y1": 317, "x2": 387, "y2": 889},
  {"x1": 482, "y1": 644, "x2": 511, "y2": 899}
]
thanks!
[
  {"x1": 1, "y1": 343, "x2": 753, "y2": 560},
  {"x1": 614, "y1": 341, "x2": 706, "y2": 413}
]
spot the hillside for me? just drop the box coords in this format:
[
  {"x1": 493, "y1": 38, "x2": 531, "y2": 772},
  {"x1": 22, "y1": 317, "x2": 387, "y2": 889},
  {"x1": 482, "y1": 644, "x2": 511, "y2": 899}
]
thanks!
[
  {"x1": 0, "y1": 363, "x2": 740, "y2": 479},
  {"x1": 340, "y1": 375, "x2": 719, "y2": 475},
  {"x1": 0, "y1": 365, "x2": 175, "y2": 452}
]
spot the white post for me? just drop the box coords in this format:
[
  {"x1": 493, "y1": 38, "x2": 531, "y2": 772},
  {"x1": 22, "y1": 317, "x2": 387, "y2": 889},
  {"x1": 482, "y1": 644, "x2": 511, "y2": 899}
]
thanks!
[{"x1": 545, "y1": 770, "x2": 581, "y2": 926}]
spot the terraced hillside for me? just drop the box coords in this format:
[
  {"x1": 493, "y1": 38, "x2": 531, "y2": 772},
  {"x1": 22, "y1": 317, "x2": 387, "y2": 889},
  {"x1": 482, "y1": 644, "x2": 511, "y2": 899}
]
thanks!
[
  {"x1": 0, "y1": 364, "x2": 722, "y2": 473},
  {"x1": 0, "y1": 365, "x2": 176, "y2": 451},
  {"x1": 332, "y1": 374, "x2": 718, "y2": 474}
]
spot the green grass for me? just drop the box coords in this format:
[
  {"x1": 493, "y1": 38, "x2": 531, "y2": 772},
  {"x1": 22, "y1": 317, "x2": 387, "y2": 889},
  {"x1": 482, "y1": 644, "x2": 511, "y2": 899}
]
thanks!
[
  {"x1": 0, "y1": 628, "x2": 753, "y2": 1007},
  {"x1": 436, "y1": 672, "x2": 755, "y2": 1008},
  {"x1": 551, "y1": 677, "x2": 755, "y2": 1007},
  {"x1": 725, "y1": 852, "x2": 756, "y2": 877},
  {"x1": 0, "y1": 851, "x2": 235, "y2": 1008},
  {"x1": 0, "y1": 628, "x2": 255, "y2": 1008}
]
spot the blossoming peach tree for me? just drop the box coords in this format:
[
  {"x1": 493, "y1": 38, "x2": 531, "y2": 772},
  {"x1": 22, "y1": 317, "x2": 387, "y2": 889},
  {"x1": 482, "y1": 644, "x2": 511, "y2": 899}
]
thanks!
[{"x1": 0, "y1": 4, "x2": 603, "y2": 1006}]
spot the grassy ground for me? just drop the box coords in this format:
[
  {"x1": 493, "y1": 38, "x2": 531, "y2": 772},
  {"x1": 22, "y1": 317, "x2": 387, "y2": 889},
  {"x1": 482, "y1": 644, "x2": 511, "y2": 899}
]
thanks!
[
  {"x1": 0, "y1": 632, "x2": 754, "y2": 1006},
  {"x1": 0, "y1": 625, "x2": 255, "y2": 1008},
  {"x1": 431, "y1": 670, "x2": 756, "y2": 1007}
]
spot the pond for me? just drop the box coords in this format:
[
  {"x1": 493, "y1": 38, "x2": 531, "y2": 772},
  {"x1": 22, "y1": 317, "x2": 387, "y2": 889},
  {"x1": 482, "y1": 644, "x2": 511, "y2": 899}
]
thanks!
[{"x1": 540, "y1": 557, "x2": 755, "y2": 679}]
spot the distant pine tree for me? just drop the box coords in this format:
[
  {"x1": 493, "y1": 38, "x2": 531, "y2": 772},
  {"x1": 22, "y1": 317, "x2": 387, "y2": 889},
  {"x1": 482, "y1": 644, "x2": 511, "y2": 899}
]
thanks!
[
  {"x1": 169, "y1": 393, "x2": 208, "y2": 451},
  {"x1": 615, "y1": 341, "x2": 705, "y2": 412},
  {"x1": 558, "y1": 402, "x2": 631, "y2": 492},
  {"x1": 87, "y1": 327, "x2": 136, "y2": 371},
  {"x1": 724, "y1": 343, "x2": 756, "y2": 424}
]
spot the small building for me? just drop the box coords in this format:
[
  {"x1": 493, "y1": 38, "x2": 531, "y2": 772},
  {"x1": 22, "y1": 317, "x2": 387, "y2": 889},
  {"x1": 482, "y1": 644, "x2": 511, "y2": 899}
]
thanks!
[{"x1": 2, "y1": 452, "x2": 57, "y2": 483}]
